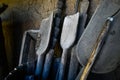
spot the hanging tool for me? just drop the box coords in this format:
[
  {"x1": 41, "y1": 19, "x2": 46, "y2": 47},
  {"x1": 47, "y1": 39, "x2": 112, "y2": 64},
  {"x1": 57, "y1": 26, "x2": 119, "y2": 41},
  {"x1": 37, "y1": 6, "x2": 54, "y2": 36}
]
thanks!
[
  {"x1": 19, "y1": 30, "x2": 39, "y2": 80},
  {"x1": 42, "y1": 0, "x2": 65, "y2": 80},
  {"x1": 56, "y1": 0, "x2": 89, "y2": 79},
  {"x1": 35, "y1": 12, "x2": 54, "y2": 79},
  {"x1": 75, "y1": 0, "x2": 120, "y2": 80},
  {"x1": 80, "y1": 16, "x2": 114, "y2": 80},
  {"x1": 79, "y1": 9, "x2": 120, "y2": 80},
  {"x1": 57, "y1": 12, "x2": 79, "y2": 80},
  {"x1": 55, "y1": 0, "x2": 81, "y2": 78},
  {"x1": 68, "y1": 0, "x2": 89, "y2": 80},
  {"x1": 19, "y1": 30, "x2": 39, "y2": 65},
  {"x1": 92, "y1": 9, "x2": 120, "y2": 74}
]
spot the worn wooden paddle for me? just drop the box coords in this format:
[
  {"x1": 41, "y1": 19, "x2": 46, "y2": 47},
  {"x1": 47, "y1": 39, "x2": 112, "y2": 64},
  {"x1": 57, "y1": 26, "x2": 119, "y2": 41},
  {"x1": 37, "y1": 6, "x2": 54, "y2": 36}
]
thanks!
[
  {"x1": 56, "y1": 12, "x2": 79, "y2": 80},
  {"x1": 35, "y1": 12, "x2": 53, "y2": 79},
  {"x1": 75, "y1": 0, "x2": 120, "y2": 80}
]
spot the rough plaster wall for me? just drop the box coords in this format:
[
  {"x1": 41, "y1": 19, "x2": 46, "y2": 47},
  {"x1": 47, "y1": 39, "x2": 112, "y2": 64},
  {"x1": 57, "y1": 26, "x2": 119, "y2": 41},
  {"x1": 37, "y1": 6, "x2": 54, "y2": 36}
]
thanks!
[{"x1": 0, "y1": 0, "x2": 100, "y2": 70}]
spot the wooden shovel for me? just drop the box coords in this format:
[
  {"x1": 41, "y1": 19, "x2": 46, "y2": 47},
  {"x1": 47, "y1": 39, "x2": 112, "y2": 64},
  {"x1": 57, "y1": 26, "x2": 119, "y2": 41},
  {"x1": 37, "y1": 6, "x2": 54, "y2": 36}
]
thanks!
[
  {"x1": 35, "y1": 12, "x2": 53, "y2": 79},
  {"x1": 56, "y1": 12, "x2": 80, "y2": 80},
  {"x1": 75, "y1": 0, "x2": 120, "y2": 80}
]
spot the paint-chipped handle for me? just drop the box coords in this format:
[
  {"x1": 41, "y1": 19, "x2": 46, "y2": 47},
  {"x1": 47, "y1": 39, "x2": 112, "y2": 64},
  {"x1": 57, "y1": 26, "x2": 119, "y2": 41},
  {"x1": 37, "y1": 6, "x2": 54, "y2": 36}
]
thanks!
[
  {"x1": 57, "y1": 49, "x2": 68, "y2": 80},
  {"x1": 42, "y1": 49, "x2": 54, "y2": 80},
  {"x1": 35, "y1": 54, "x2": 45, "y2": 79}
]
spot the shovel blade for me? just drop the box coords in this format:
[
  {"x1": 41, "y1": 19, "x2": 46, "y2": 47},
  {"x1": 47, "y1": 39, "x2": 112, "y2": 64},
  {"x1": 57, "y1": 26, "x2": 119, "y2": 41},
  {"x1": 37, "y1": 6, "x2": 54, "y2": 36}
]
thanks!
[
  {"x1": 92, "y1": 10, "x2": 120, "y2": 73},
  {"x1": 36, "y1": 12, "x2": 54, "y2": 55},
  {"x1": 76, "y1": 0, "x2": 120, "y2": 66},
  {"x1": 60, "y1": 12, "x2": 79, "y2": 49}
]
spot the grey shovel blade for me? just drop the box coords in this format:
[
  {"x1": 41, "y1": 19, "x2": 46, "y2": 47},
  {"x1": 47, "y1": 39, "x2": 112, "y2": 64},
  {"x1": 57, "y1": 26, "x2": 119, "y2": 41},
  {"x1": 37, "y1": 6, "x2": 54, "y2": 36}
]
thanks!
[
  {"x1": 68, "y1": 13, "x2": 88, "y2": 80},
  {"x1": 36, "y1": 12, "x2": 53, "y2": 55},
  {"x1": 35, "y1": 12, "x2": 54, "y2": 78},
  {"x1": 76, "y1": 0, "x2": 120, "y2": 67},
  {"x1": 92, "y1": 10, "x2": 120, "y2": 73},
  {"x1": 60, "y1": 12, "x2": 79, "y2": 49},
  {"x1": 57, "y1": 12, "x2": 80, "y2": 80}
]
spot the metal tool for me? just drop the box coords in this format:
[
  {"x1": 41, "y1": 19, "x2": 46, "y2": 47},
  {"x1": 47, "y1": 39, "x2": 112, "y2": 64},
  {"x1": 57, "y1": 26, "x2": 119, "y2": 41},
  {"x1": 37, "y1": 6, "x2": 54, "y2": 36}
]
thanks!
[
  {"x1": 19, "y1": 30, "x2": 39, "y2": 65},
  {"x1": 79, "y1": 16, "x2": 114, "y2": 80},
  {"x1": 56, "y1": 11, "x2": 79, "y2": 80},
  {"x1": 76, "y1": 0, "x2": 120, "y2": 67},
  {"x1": 35, "y1": 12, "x2": 54, "y2": 79},
  {"x1": 75, "y1": 0, "x2": 120, "y2": 80},
  {"x1": 18, "y1": 29, "x2": 39, "y2": 80},
  {"x1": 56, "y1": 1, "x2": 89, "y2": 79},
  {"x1": 68, "y1": 0, "x2": 89, "y2": 80},
  {"x1": 92, "y1": 8, "x2": 120, "y2": 73},
  {"x1": 42, "y1": 0, "x2": 65, "y2": 80}
]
